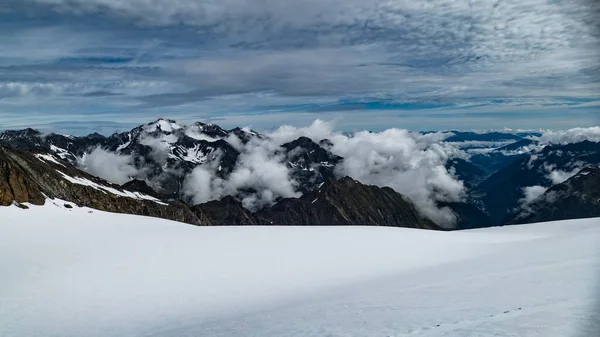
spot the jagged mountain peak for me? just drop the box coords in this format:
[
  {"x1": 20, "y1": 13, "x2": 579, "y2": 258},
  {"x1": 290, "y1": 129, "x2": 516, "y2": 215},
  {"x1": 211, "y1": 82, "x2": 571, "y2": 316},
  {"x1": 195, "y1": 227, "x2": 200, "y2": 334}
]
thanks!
[
  {"x1": 85, "y1": 132, "x2": 106, "y2": 140},
  {"x1": 280, "y1": 136, "x2": 342, "y2": 194},
  {"x1": 0, "y1": 128, "x2": 42, "y2": 138},
  {"x1": 187, "y1": 122, "x2": 229, "y2": 139},
  {"x1": 283, "y1": 136, "x2": 318, "y2": 148},
  {"x1": 144, "y1": 118, "x2": 183, "y2": 133}
]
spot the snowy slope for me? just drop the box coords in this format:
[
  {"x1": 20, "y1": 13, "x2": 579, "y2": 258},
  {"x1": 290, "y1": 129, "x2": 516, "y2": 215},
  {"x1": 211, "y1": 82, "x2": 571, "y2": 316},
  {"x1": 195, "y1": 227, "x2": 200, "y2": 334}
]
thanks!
[{"x1": 0, "y1": 203, "x2": 599, "y2": 337}]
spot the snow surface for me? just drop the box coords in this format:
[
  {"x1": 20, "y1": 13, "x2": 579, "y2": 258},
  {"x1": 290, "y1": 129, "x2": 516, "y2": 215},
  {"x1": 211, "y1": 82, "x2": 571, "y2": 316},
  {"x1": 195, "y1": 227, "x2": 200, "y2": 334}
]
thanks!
[{"x1": 0, "y1": 203, "x2": 599, "y2": 337}]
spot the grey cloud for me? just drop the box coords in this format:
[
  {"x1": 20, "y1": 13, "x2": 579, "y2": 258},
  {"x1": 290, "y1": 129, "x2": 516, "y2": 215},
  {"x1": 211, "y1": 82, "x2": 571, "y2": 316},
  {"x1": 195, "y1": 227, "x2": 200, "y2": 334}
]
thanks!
[
  {"x1": 0, "y1": 0, "x2": 597, "y2": 129},
  {"x1": 26, "y1": 120, "x2": 138, "y2": 136},
  {"x1": 81, "y1": 91, "x2": 123, "y2": 97}
]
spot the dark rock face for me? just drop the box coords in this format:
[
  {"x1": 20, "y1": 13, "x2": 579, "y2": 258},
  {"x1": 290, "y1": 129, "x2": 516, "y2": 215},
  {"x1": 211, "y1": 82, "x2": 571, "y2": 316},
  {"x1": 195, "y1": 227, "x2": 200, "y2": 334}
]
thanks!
[
  {"x1": 121, "y1": 179, "x2": 159, "y2": 198},
  {"x1": 0, "y1": 147, "x2": 46, "y2": 206},
  {"x1": 228, "y1": 127, "x2": 261, "y2": 144},
  {"x1": 0, "y1": 146, "x2": 200, "y2": 225},
  {"x1": 439, "y1": 202, "x2": 493, "y2": 230},
  {"x1": 476, "y1": 141, "x2": 600, "y2": 225},
  {"x1": 191, "y1": 196, "x2": 259, "y2": 225},
  {"x1": 186, "y1": 177, "x2": 440, "y2": 228},
  {"x1": 0, "y1": 128, "x2": 47, "y2": 151},
  {"x1": 256, "y1": 177, "x2": 441, "y2": 229},
  {"x1": 446, "y1": 158, "x2": 487, "y2": 189},
  {"x1": 281, "y1": 136, "x2": 342, "y2": 194},
  {"x1": 513, "y1": 166, "x2": 600, "y2": 224}
]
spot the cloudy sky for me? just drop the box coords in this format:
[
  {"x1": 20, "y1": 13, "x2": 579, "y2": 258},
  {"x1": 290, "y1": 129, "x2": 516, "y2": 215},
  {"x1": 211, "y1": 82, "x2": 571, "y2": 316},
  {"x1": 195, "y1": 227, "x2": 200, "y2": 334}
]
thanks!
[{"x1": 1, "y1": 0, "x2": 599, "y2": 134}]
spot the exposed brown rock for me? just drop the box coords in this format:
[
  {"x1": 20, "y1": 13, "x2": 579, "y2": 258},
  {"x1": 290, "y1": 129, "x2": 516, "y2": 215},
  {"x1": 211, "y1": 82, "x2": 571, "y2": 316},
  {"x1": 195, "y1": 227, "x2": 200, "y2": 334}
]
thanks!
[
  {"x1": 188, "y1": 177, "x2": 441, "y2": 228},
  {"x1": 0, "y1": 146, "x2": 201, "y2": 225}
]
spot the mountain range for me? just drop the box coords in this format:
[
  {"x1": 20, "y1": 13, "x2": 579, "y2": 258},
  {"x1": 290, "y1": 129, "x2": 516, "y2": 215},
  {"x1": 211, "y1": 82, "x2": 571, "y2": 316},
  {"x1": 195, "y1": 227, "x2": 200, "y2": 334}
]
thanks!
[{"x1": 1, "y1": 119, "x2": 598, "y2": 229}]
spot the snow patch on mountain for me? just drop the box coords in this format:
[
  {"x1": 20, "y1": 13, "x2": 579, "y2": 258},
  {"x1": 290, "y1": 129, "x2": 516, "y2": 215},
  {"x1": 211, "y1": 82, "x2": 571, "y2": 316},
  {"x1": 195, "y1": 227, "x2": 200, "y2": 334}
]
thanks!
[
  {"x1": 185, "y1": 125, "x2": 222, "y2": 142},
  {"x1": 116, "y1": 133, "x2": 132, "y2": 152},
  {"x1": 35, "y1": 153, "x2": 65, "y2": 167},
  {"x1": 49, "y1": 144, "x2": 72, "y2": 159},
  {"x1": 56, "y1": 170, "x2": 166, "y2": 204}
]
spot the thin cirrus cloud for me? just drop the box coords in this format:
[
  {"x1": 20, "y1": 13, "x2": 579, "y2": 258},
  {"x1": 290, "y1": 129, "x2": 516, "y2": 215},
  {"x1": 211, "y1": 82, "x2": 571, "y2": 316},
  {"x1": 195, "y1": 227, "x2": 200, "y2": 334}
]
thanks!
[{"x1": 0, "y1": 0, "x2": 598, "y2": 134}]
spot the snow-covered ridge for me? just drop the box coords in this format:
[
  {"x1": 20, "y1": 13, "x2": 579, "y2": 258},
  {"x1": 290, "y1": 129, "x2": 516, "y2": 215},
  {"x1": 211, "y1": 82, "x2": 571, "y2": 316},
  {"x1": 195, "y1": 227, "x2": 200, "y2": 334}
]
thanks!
[{"x1": 56, "y1": 170, "x2": 167, "y2": 205}]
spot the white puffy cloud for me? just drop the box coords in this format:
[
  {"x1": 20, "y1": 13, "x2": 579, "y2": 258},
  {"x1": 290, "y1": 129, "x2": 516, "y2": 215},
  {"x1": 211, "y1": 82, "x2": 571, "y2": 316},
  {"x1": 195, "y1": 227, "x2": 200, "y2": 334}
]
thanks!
[
  {"x1": 183, "y1": 137, "x2": 300, "y2": 211},
  {"x1": 537, "y1": 127, "x2": 600, "y2": 145},
  {"x1": 180, "y1": 120, "x2": 468, "y2": 226},
  {"x1": 78, "y1": 147, "x2": 139, "y2": 185},
  {"x1": 225, "y1": 137, "x2": 301, "y2": 210},
  {"x1": 521, "y1": 185, "x2": 548, "y2": 206},
  {"x1": 328, "y1": 130, "x2": 465, "y2": 227},
  {"x1": 265, "y1": 121, "x2": 466, "y2": 227},
  {"x1": 266, "y1": 119, "x2": 336, "y2": 145},
  {"x1": 544, "y1": 165, "x2": 582, "y2": 185},
  {"x1": 517, "y1": 185, "x2": 548, "y2": 216},
  {"x1": 182, "y1": 166, "x2": 216, "y2": 205}
]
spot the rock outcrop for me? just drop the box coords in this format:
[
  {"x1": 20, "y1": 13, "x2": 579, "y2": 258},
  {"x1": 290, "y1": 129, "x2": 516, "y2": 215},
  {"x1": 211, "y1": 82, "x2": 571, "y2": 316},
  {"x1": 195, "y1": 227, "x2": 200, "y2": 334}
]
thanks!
[
  {"x1": 0, "y1": 145, "x2": 200, "y2": 225},
  {"x1": 256, "y1": 177, "x2": 441, "y2": 229}
]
